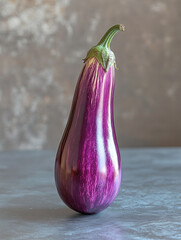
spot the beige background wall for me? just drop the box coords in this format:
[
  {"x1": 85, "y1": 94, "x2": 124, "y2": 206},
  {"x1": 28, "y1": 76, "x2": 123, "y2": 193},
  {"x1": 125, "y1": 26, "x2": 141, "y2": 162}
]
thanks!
[{"x1": 0, "y1": 0, "x2": 181, "y2": 151}]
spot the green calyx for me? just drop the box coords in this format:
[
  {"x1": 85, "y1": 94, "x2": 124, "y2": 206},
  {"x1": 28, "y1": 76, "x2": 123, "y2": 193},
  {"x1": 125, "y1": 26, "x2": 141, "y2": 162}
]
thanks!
[{"x1": 83, "y1": 24, "x2": 125, "y2": 72}]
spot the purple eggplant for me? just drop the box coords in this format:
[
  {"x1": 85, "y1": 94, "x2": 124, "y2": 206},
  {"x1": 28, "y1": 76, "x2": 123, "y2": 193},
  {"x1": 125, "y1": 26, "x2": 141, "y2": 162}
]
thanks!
[{"x1": 55, "y1": 24, "x2": 125, "y2": 214}]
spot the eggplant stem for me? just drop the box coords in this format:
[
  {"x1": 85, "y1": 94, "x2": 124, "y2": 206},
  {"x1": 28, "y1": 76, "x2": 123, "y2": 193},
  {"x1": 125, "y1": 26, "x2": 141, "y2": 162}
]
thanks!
[{"x1": 97, "y1": 24, "x2": 125, "y2": 49}]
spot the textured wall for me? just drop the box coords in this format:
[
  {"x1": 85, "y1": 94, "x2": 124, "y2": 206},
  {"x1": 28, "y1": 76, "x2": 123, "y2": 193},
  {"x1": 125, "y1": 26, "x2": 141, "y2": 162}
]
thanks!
[{"x1": 0, "y1": 0, "x2": 181, "y2": 151}]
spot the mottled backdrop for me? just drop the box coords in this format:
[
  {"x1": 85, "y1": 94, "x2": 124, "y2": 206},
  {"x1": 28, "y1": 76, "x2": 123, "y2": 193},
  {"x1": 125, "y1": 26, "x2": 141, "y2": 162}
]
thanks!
[{"x1": 0, "y1": 0, "x2": 181, "y2": 150}]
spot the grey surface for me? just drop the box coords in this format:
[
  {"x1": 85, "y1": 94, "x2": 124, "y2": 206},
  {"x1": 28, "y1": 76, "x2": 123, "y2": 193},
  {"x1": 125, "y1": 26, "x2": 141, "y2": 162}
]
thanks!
[
  {"x1": 0, "y1": 148, "x2": 181, "y2": 240},
  {"x1": 0, "y1": 0, "x2": 181, "y2": 151}
]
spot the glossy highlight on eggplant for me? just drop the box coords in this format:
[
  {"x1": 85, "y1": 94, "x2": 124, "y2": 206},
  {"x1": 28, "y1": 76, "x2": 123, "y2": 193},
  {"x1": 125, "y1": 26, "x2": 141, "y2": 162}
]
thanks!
[{"x1": 55, "y1": 24, "x2": 125, "y2": 214}]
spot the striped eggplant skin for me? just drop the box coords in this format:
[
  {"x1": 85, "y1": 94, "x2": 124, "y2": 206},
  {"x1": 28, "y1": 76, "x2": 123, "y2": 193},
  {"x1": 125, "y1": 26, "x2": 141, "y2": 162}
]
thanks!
[{"x1": 55, "y1": 57, "x2": 121, "y2": 214}]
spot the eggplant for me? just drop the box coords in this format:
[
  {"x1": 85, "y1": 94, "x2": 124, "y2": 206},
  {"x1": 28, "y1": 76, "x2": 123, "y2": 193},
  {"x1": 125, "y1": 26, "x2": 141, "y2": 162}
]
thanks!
[{"x1": 55, "y1": 24, "x2": 125, "y2": 214}]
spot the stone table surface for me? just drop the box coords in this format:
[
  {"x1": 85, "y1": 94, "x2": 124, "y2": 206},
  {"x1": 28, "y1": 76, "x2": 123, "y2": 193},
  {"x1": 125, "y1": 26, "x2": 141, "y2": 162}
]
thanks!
[{"x1": 0, "y1": 148, "x2": 181, "y2": 240}]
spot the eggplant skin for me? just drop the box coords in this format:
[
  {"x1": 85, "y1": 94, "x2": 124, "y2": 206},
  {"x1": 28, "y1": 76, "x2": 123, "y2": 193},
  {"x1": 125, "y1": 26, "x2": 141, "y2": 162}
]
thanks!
[{"x1": 55, "y1": 57, "x2": 121, "y2": 214}]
